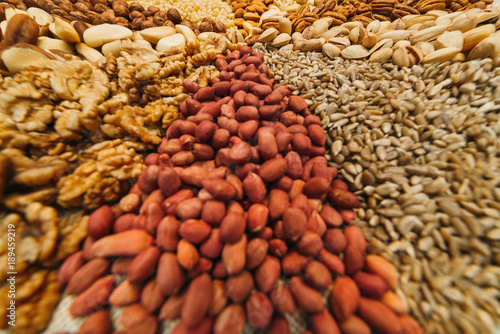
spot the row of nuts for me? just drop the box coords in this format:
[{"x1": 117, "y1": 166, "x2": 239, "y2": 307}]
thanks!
[
  {"x1": 5, "y1": 0, "x2": 227, "y2": 34},
  {"x1": 58, "y1": 47, "x2": 423, "y2": 334},
  {"x1": 253, "y1": 8, "x2": 500, "y2": 68}
]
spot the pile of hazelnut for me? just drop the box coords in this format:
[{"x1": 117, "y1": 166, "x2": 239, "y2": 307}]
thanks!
[{"x1": 8, "y1": 0, "x2": 228, "y2": 34}]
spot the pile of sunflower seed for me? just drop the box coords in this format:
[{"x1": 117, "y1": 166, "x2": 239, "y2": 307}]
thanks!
[{"x1": 257, "y1": 43, "x2": 500, "y2": 333}]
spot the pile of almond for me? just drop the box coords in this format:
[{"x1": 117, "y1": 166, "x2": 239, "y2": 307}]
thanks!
[{"x1": 57, "y1": 47, "x2": 422, "y2": 334}]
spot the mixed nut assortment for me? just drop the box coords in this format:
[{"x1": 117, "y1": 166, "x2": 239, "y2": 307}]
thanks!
[
  {"x1": 0, "y1": 0, "x2": 499, "y2": 332},
  {"x1": 54, "y1": 46, "x2": 423, "y2": 334}
]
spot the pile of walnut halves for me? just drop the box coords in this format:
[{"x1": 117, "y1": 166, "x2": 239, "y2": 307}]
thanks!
[{"x1": 0, "y1": 26, "x2": 228, "y2": 333}]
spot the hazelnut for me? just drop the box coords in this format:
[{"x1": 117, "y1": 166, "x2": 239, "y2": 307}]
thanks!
[
  {"x1": 129, "y1": 10, "x2": 144, "y2": 20},
  {"x1": 104, "y1": 8, "x2": 116, "y2": 20},
  {"x1": 51, "y1": 8, "x2": 68, "y2": 16},
  {"x1": 113, "y1": 2, "x2": 130, "y2": 17},
  {"x1": 4, "y1": 14, "x2": 39, "y2": 47},
  {"x1": 93, "y1": 3, "x2": 108, "y2": 13},
  {"x1": 59, "y1": 2, "x2": 74, "y2": 12},
  {"x1": 129, "y1": 2, "x2": 144, "y2": 12},
  {"x1": 113, "y1": 16, "x2": 130, "y2": 27},
  {"x1": 89, "y1": 0, "x2": 106, "y2": 6},
  {"x1": 180, "y1": 19, "x2": 193, "y2": 30},
  {"x1": 153, "y1": 11, "x2": 167, "y2": 26},
  {"x1": 147, "y1": 5, "x2": 159, "y2": 14},
  {"x1": 202, "y1": 17, "x2": 215, "y2": 26},
  {"x1": 69, "y1": 11, "x2": 91, "y2": 23},
  {"x1": 193, "y1": 27, "x2": 200, "y2": 35},
  {"x1": 131, "y1": 17, "x2": 143, "y2": 29},
  {"x1": 163, "y1": 20, "x2": 175, "y2": 28},
  {"x1": 167, "y1": 8, "x2": 182, "y2": 24},
  {"x1": 214, "y1": 21, "x2": 226, "y2": 33},
  {"x1": 23, "y1": 0, "x2": 37, "y2": 8},
  {"x1": 141, "y1": 20, "x2": 154, "y2": 29},
  {"x1": 74, "y1": 2, "x2": 90, "y2": 13},
  {"x1": 142, "y1": 10, "x2": 153, "y2": 17},
  {"x1": 199, "y1": 21, "x2": 213, "y2": 33}
]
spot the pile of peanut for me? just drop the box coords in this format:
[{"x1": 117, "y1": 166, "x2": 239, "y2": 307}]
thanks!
[{"x1": 57, "y1": 47, "x2": 422, "y2": 334}]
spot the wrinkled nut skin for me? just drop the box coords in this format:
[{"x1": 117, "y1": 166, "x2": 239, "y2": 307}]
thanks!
[{"x1": 4, "y1": 14, "x2": 40, "y2": 47}]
